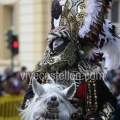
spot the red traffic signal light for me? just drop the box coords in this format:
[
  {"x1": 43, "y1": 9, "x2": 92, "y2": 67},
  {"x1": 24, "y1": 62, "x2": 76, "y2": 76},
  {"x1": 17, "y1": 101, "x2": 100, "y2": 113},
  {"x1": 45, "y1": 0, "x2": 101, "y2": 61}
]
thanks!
[
  {"x1": 13, "y1": 40, "x2": 18, "y2": 48},
  {"x1": 12, "y1": 35, "x2": 19, "y2": 55}
]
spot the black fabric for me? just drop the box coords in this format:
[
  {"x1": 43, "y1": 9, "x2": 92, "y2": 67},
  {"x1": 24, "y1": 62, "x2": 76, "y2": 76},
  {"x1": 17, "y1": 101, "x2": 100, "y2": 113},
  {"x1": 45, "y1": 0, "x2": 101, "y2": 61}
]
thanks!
[
  {"x1": 96, "y1": 80, "x2": 117, "y2": 111},
  {"x1": 110, "y1": 99, "x2": 120, "y2": 120},
  {"x1": 21, "y1": 85, "x2": 34, "y2": 109},
  {"x1": 95, "y1": 80, "x2": 117, "y2": 120}
]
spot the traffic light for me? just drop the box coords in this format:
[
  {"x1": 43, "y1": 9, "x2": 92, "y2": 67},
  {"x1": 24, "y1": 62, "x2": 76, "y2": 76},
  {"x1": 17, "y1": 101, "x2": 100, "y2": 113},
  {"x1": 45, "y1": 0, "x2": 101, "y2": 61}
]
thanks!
[
  {"x1": 5, "y1": 30, "x2": 19, "y2": 72},
  {"x1": 12, "y1": 35, "x2": 19, "y2": 55},
  {"x1": 5, "y1": 30, "x2": 19, "y2": 56}
]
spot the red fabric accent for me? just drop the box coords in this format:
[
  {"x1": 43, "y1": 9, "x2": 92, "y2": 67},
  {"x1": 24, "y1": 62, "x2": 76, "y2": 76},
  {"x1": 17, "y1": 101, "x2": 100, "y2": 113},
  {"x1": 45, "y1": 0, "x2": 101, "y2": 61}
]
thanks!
[
  {"x1": 106, "y1": 6, "x2": 112, "y2": 10},
  {"x1": 75, "y1": 80, "x2": 86, "y2": 100},
  {"x1": 92, "y1": 52, "x2": 103, "y2": 61}
]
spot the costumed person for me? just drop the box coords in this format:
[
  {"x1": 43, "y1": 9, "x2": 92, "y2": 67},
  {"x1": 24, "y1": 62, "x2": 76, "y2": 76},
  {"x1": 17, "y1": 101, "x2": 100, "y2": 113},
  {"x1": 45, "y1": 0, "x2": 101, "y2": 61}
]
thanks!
[{"x1": 20, "y1": 0, "x2": 120, "y2": 119}]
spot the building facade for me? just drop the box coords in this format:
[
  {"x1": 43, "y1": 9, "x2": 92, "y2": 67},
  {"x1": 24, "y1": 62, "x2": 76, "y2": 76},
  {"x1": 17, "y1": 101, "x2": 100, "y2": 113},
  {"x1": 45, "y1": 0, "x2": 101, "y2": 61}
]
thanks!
[
  {"x1": 19, "y1": 0, "x2": 52, "y2": 70},
  {"x1": 0, "y1": 0, "x2": 120, "y2": 71}
]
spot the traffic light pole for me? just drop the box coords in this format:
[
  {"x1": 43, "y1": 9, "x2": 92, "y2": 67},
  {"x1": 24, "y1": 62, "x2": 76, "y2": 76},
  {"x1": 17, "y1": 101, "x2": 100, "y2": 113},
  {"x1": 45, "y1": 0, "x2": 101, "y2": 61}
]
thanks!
[{"x1": 11, "y1": 50, "x2": 14, "y2": 73}]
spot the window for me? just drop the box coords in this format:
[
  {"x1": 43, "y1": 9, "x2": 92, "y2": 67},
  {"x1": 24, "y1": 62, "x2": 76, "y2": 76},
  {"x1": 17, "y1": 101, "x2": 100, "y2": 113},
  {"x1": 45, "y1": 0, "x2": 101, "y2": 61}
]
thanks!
[
  {"x1": 111, "y1": 1, "x2": 119, "y2": 23},
  {"x1": 107, "y1": 0, "x2": 120, "y2": 33}
]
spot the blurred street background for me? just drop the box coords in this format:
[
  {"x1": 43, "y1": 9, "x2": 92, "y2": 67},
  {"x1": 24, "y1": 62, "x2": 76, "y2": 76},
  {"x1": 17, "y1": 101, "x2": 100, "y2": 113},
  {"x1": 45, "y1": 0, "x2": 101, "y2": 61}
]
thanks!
[
  {"x1": 0, "y1": 0, "x2": 120, "y2": 120},
  {"x1": 0, "y1": 0, "x2": 53, "y2": 119},
  {"x1": 0, "y1": 0, "x2": 53, "y2": 72}
]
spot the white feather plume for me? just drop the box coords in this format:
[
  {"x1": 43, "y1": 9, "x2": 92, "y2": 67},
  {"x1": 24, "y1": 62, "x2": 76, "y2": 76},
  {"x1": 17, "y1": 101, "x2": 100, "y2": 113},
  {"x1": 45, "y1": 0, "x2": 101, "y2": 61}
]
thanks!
[
  {"x1": 79, "y1": 0, "x2": 102, "y2": 38},
  {"x1": 99, "y1": 20, "x2": 120, "y2": 72},
  {"x1": 101, "y1": 37, "x2": 120, "y2": 72},
  {"x1": 88, "y1": 20, "x2": 120, "y2": 72}
]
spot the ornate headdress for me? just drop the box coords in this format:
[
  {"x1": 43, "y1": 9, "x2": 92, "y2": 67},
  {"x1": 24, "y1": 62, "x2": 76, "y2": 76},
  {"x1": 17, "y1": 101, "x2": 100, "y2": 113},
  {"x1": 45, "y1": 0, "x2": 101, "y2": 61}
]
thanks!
[
  {"x1": 51, "y1": 0, "x2": 112, "y2": 42},
  {"x1": 35, "y1": 0, "x2": 119, "y2": 73}
]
